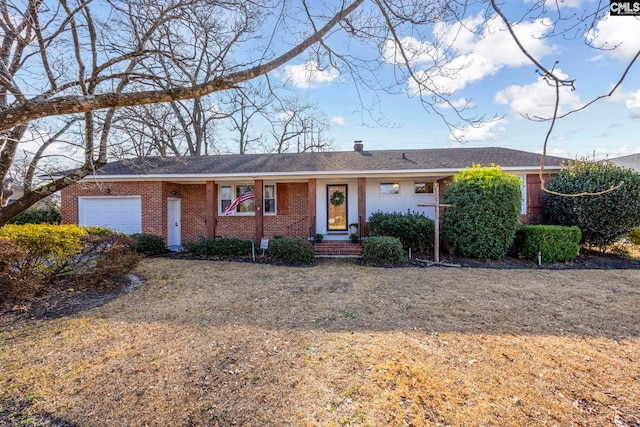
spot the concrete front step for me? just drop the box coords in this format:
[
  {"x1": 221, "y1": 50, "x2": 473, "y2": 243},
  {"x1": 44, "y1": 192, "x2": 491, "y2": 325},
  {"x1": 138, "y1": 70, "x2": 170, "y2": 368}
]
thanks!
[{"x1": 314, "y1": 241, "x2": 363, "y2": 257}]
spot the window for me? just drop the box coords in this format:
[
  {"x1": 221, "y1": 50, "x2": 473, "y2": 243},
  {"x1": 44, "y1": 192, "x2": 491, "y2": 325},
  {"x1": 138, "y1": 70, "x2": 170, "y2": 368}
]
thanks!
[
  {"x1": 264, "y1": 185, "x2": 276, "y2": 214},
  {"x1": 235, "y1": 185, "x2": 255, "y2": 213},
  {"x1": 519, "y1": 175, "x2": 527, "y2": 215},
  {"x1": 220, "y1": 186, "x2": 232, "y2": 213},
  {"x1": 220, "y1": 184, "x2": 276, "y2": 215},
  {"x1": 380, "y1": 183, "x2": 400, "y2": 195},
  {"x1": 414, "y1": 182, "x2": 434, "y2": 194}
]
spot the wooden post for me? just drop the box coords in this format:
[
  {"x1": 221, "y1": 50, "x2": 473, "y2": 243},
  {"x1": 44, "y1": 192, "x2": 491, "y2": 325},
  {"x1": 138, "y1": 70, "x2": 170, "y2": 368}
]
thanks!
[
  {"x1": 417, "y1": 181, "x2": 452, "y2": 265},
  {"x1": 434, "y1": 182, "x2": 441, "y2": 264},
  {"x1": 205, "y1": 180, "x2": 217, "y2": 239},
  {"x1": 254, "y1": 179, "x2": 264, "y2": 242}
]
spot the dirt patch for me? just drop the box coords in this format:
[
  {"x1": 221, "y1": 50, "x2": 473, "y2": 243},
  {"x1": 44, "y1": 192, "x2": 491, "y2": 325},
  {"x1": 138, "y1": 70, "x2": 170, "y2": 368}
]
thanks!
[{"x1": 1, "y1": 258, "x2": 639, "y2": 426}]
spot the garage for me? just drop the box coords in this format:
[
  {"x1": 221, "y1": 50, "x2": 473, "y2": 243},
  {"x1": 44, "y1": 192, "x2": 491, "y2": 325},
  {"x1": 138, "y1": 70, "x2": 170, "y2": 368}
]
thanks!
[{"x1": 78, "y1": 196, "x2": 142, "y2": 234}]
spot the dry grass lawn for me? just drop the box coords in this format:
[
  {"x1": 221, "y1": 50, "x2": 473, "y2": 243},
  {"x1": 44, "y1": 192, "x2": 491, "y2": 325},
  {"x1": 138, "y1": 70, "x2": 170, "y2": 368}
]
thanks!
[{"x1": 1, "y1": 258, "x2": 639, "y2": 426}]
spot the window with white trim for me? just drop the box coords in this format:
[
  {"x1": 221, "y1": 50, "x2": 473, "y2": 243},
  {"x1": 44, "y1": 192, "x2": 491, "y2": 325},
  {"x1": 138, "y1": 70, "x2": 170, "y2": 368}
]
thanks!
[
  {"x1": 264, "y1": 185, "x2": 276, "y2": 214},
  {"x1": 519, "y1": 175, "x2": 527, "y2": 215}
]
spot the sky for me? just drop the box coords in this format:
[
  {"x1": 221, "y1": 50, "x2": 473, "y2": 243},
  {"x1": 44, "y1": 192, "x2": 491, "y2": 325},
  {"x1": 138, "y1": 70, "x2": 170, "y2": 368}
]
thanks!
[{"x1": 274, "y1": 2, "x2": 640, "y2": 160}]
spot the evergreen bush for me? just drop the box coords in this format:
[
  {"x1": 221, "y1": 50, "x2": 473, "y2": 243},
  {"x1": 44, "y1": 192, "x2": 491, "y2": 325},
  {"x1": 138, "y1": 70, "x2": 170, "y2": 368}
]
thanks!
[
  {"x1": 182, "y1": 238, "x2": 252, "y2": 257},
  {"x1": 514, "y1": 225, "x2": 581, "y2": 263},
  {"x1": 9, "y1": 202, "x2": 61, "y2": 225},
  {"x1": 545, "y1": 160, "x2": 640, "y2": 249},
  {"x1": 130, "y1": 233, "x2": 166, "y2": 255},
  {"x1": 362, "y1": 236, "x2": 406, "y2": 265},
  {"x1": 266, "y1": 237, "x2": 315, "y2": 264},
  {"x1": 442, "y1": 164, "x2": 522, "y2": 260},
  {"x1": 367, "y1": 211, "x2": 435, "y2": 254}
]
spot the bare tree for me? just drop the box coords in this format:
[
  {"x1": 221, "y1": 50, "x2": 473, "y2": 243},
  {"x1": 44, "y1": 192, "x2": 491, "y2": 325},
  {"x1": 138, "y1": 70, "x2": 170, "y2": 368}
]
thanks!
[{"x1": 1, "y1": 0, "x2": 638, "y2": 223}]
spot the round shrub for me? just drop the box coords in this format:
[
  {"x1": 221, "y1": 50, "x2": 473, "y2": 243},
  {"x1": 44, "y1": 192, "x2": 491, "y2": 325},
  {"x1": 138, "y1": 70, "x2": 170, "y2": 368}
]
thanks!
[
  {"x1": 266, "y1": 237, "x2": 315, "y2": 264},
  {"x1": 442, "y1": 164, "x2": 522, "y2": 260},
  {"x1": 545, "y1": 160, "x2": 640, "y2": 249},
  {"x1": 362, "y1": 236, "x2": 406, "y2": 265},
  {"x1": 130, "y1": 233, "x2": 166, "y2": 255},
  {"x1": 367, "y1": 211, "x2": 435, "y2": 254}
]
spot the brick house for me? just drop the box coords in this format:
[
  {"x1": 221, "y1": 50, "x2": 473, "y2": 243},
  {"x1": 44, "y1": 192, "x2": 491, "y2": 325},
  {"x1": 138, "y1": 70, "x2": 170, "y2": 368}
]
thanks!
[{"x1": 60, "y1": 144, "x2": 566, "y2": 247}]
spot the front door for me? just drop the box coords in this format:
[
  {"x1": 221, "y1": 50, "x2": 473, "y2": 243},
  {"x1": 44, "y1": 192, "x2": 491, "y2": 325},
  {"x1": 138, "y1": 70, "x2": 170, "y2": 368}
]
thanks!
[
  {"x1": 327, "y1": 184, "x2": 347, "y2": 231},
  {"x1": 167, "y1": 198, "x2": 181, "y2": 248}
]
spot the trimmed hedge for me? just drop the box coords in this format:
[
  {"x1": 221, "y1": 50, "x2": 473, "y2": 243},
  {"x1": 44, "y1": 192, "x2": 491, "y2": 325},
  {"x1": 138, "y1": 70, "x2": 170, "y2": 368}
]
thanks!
[
  {"x1": 267, "y1": 237, "x2": 315, "y2": 264},
  {"x1": 130, "y1": 233, "x2": 166, "y2": 255},
  {"x1": 182, "y1": 238, "x2": 252, "y2": 257},
  {"x1": 362, "y1": 236, "x2": 406, "y2": 265},
  {"x1": 545, "y1": 160, "x2": 640, "y2": 248},
  {"x1": 367, "y1": 211, "x2": 435, "y2": 254},
  {"x1": 442, "y1": 164, "x2": 522, "y2": 260},
  {"x1": 514, "y1": 225, "x2": 581, "y2": 263}
]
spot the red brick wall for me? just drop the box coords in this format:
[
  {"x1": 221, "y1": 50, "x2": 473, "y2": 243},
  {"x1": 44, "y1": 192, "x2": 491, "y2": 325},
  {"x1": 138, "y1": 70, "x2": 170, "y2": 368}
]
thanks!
[
  {"x1": 264, "y1": 182, "x2": 308, "y2": 238},
  {"x1": 61, "y1": 181, "x2": 166, "y2": 237},
  {"x1": 61, "y1": 180, "x2": 309, "y2": 242}
]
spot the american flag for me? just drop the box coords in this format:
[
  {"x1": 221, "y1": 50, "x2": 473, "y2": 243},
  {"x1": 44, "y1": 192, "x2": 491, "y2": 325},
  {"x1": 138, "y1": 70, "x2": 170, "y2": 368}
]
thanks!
[{"x1": 225, "y1": 187, "x2": 254, "y2": 215}]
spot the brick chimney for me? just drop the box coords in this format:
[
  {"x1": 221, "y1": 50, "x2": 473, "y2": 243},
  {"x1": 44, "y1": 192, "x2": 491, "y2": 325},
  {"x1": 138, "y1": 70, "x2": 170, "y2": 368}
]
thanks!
[{"x1": 353, "y1": 140, "x2": 364, "y2": 152}]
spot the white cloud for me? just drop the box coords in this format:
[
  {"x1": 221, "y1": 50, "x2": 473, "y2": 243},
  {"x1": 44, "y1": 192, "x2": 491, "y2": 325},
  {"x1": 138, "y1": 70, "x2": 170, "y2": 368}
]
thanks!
[
  {"x1": 586, "y1": 14, "x2": 640, "y2": 61},
  {"x1": 283, "y1": 60, "x2": 339, "y2": 89},
  {"x1": 407, "y1": 14, "x2": 554, "y2": 95},
  {"x1": 494, "y1": 69, "x2": 582, "y2": 119},
  {"x1": 450, "y1": 118, "x2": 506, "y2": 142},
  {"x1": 331, "y1": 116, "x2": 346, "y2": 126},
  {"x1": 625, "y1": 89, "x2": 640, "y2": 119}
]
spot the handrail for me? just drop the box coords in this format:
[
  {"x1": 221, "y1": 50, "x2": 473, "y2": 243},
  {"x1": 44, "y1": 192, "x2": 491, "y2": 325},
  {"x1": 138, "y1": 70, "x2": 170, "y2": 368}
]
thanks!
[{"x1": 287, "y1": 216, "x2": 309, "y2": 237}]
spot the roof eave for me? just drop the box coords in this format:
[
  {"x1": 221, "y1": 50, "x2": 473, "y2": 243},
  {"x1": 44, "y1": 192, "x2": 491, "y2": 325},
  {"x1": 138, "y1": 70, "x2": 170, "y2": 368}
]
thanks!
[{"x1": 77, "y1": 165, "x2": 563, "y2": 183}]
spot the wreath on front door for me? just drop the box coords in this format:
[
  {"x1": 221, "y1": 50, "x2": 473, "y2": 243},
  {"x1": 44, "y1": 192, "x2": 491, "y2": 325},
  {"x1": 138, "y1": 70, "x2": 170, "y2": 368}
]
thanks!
[{"x1": 330, "y1": 190, "x2": 345, "y2": 206}]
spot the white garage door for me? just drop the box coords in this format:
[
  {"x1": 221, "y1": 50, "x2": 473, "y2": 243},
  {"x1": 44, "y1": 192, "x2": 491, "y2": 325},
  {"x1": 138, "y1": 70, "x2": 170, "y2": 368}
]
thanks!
[{"x1": 78, "y1": 196, "x2": 142, "y2": 234}]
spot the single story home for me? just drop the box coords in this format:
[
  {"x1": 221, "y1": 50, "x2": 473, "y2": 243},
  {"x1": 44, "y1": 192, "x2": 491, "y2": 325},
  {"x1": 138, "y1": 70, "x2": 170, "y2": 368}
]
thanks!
[{"x1": 60, "y1": 143, "x2": 566, "y2": 247}]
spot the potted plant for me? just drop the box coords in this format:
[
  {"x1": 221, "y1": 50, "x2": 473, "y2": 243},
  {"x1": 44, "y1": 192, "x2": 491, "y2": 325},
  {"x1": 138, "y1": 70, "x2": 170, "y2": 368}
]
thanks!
[
  {"x1": 349, "y1": 233, "x2": 359, "y2": 243},
  {"x1": 314, "y1": 233, "x2": 324, "y2": 244}
]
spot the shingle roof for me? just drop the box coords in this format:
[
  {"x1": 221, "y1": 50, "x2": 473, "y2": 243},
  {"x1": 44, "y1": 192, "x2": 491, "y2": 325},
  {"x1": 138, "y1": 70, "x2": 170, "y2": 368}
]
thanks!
[
  {"x1": 611, "y1": 153, "x2": 640, "y2": 172},
  {"x1": 94, "y1": 147, "x2": 567, "y2": 177}
]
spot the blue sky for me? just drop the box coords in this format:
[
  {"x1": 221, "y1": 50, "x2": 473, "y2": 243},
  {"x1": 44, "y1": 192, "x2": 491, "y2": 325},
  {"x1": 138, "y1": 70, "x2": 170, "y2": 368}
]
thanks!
[{"x1": 275, "y1": 2, "x2": 640, "y2": 160}]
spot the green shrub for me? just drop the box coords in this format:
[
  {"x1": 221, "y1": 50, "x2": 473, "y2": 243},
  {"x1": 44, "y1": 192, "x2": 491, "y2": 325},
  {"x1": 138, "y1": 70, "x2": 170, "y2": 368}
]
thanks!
[
  {"x1": 182, "y1": 238, "x2": 252, "y2": 257},
  {"x1": 628, "y1": 228, "x2": 640, "y2": 246},
  {"x1": 442, "y1": 164, "x2": 522, "y2": 260},
  {"x1": 362, "y1": 236, "x2": 406, "y2": 265},
  {"x1": 130, "y1": 233, "x2": 166, "y2": 255},
  {"x1": 545, "y1": 160, "x2": 640, "y2": 249},
  {"x1": 367, "y1": 211, "x2": 435, "y2": 254},
  {"x1": 8, "y1": 202, "x2": 61, "y2": 225},
  {"x1": 82, "y1": 226, "x2": 118, "y2": 236},
  {"x1": 266, "y1": 237, "x2": 315, "y2": 264},
  {"x1": 514, "y1": 225, "x2": 581, "y2": 263}
]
